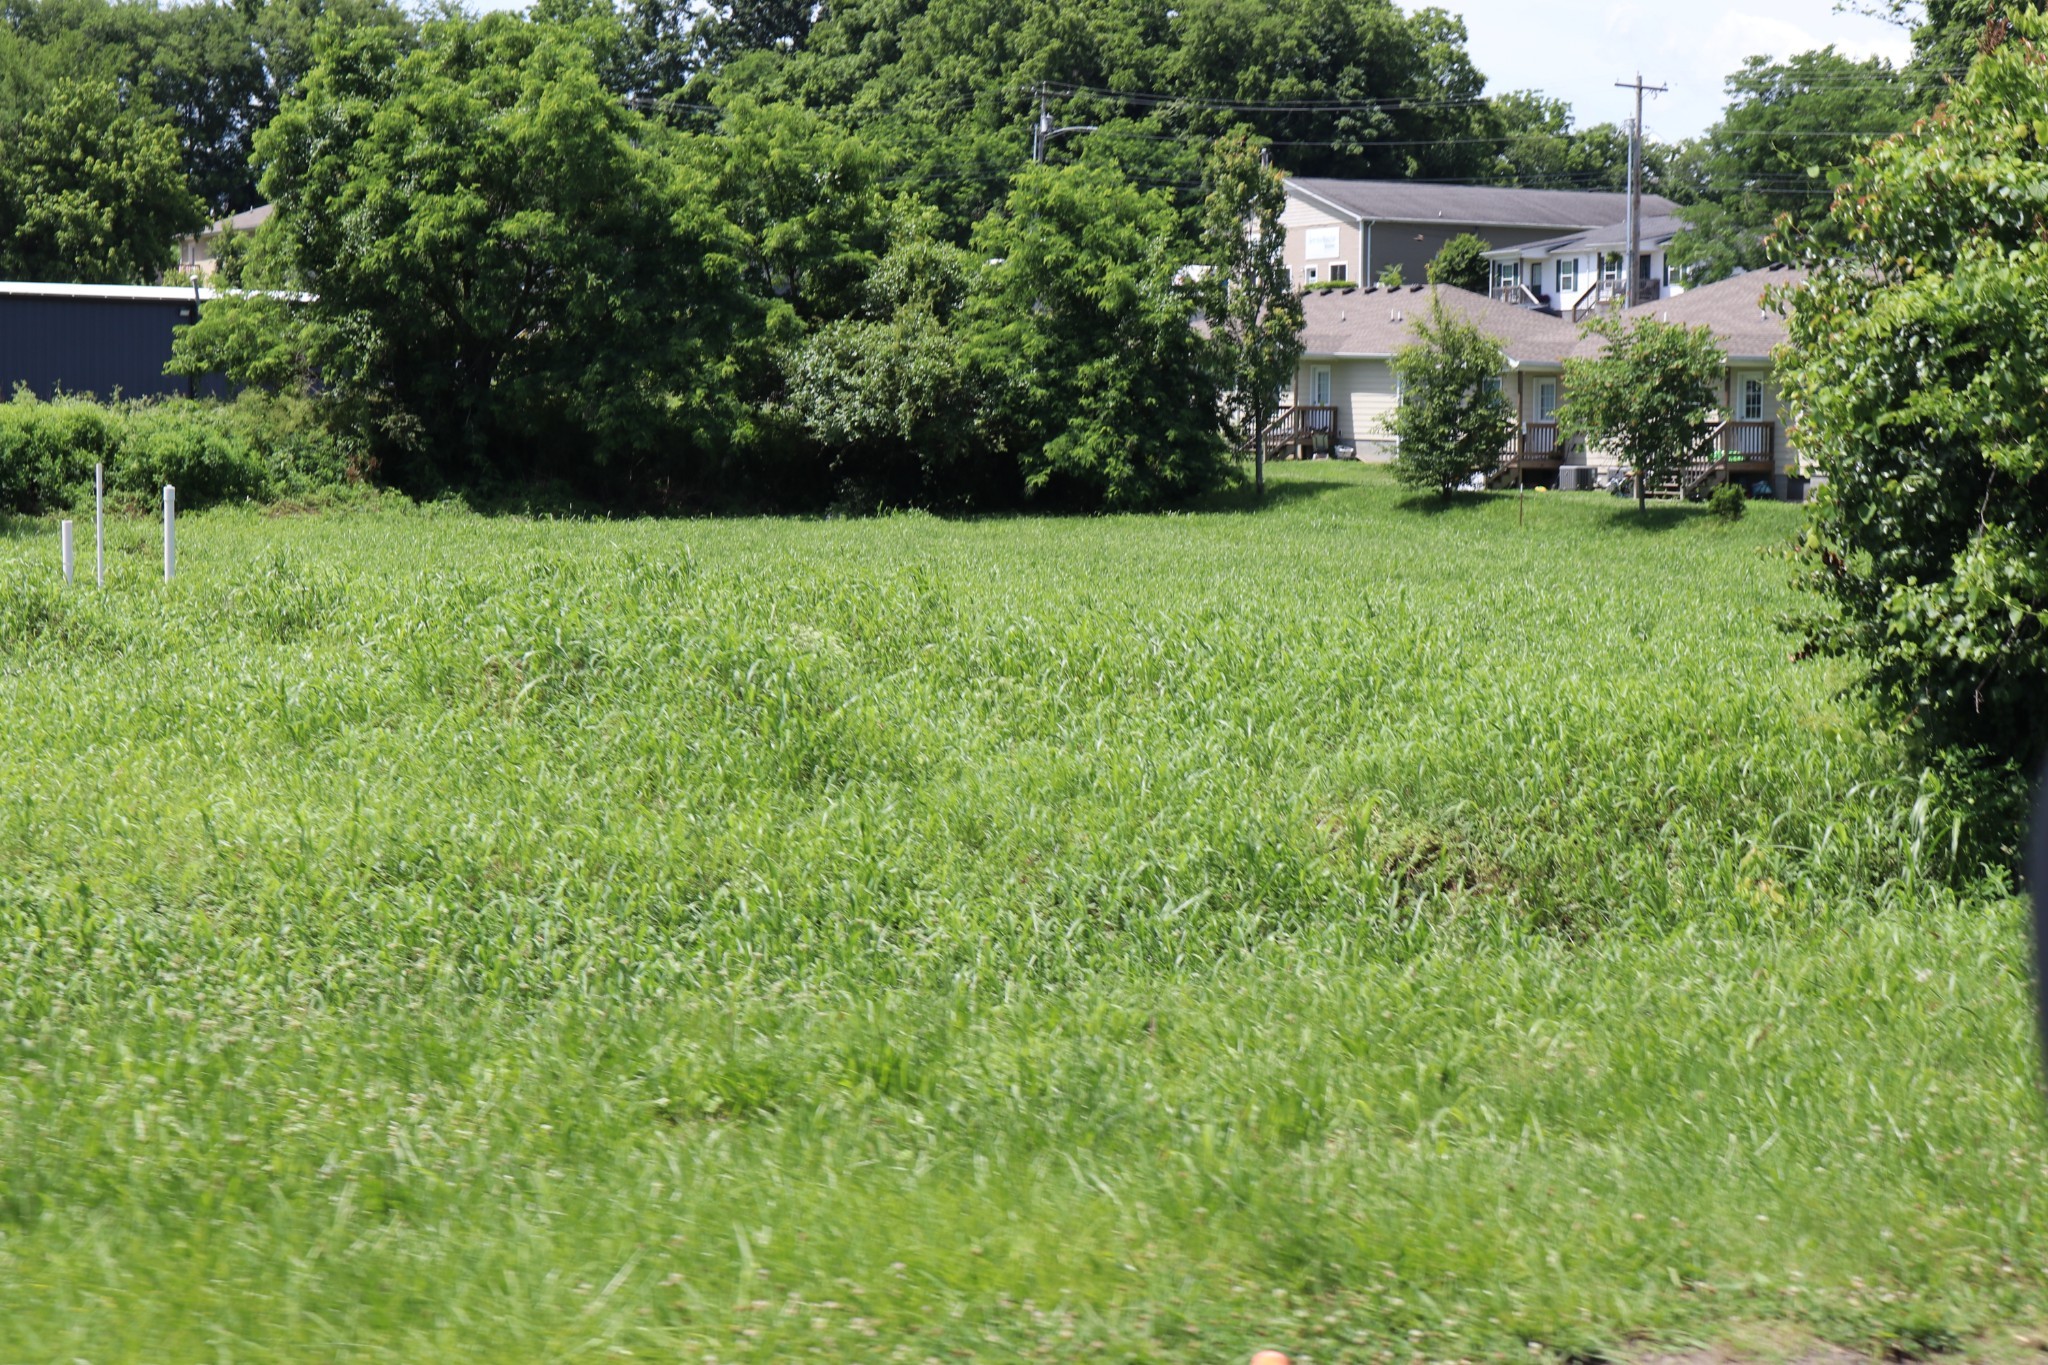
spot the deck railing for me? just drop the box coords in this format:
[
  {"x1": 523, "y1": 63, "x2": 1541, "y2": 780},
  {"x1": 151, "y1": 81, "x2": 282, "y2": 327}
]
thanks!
[
  {"x1": 1520, "y1": 421, "x2": 1561, "y2": 455},
  {"x1": 1252, "y1": 404, "x2": 1341, "y2": 456},
  {"x1": 1718, "y1": 420, "x2": 1774, "y2": 460}
]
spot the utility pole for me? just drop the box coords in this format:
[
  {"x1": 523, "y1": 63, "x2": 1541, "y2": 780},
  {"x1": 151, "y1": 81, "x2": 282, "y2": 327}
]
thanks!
[
  {"x1": 1614, "y1": 74, "x2": 1666, "y2": 309},
  {"x1": 1032, "y1": 84, "x2": 1047, "y2": 163}
]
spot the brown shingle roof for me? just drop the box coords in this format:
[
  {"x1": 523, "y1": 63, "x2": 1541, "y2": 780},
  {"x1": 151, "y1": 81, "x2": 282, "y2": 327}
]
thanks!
[
  {"x1": 1298, "y1": 284, "x2": 1580, "y2": 366},
  {"x1": 1288, "y1": 178, "x2": 1678, "y2": 230},
  {"x1": 1571, "y1": 265, "x2": 1806, "y2": 361}
]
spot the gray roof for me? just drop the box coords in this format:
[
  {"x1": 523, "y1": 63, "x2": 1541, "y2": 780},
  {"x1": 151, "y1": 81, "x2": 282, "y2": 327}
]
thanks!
[
  {"x1": 1484, "y1": 214, "x2": 1689, "y2": 259},
  {"x1": 1298, "y1": 284, "x2": 1580, "y2": 366},
  {"x1": 198, "y1": 204, "x2": 273, "y2": 238},
  {"x1": 1570, "y1": 265, "x2": 1806, "y2": 361},
  {"x1": 1288, "y1": 178, "x2": 1678, "y2": 231}
]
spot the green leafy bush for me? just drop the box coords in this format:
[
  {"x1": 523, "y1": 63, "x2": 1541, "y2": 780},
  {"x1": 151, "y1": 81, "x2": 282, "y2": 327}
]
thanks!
[
  {"x1": 116, "y1": 404, "x2": 271, "y2": 504},
  {"x1": 1706, "y1": 482, "x2": 1745, "y2": 521},
  {"x1": 1782, "y1": 12, "x2": 2048, "y2": 802},
  {"x1": 0, "y1": 394, "x2": 120, "y2": 512},
  {"x1": 0, "y1": 392, "x2": 354, "y2": 513}
]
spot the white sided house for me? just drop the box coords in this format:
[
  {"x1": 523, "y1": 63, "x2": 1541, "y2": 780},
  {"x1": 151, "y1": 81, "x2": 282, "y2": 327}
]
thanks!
[
  {"x1": 1569, "y1": 265, "x2": 1809, "y2": 499},
  {"x1": 1483, "y1": 214, "x2": 1687, "y2": 320},
  {"x1": 1280, "y1": 179, "x2": 1678, "y2": 291},
  {"x1": 1271, "y1": 267, "x2": 1810, "y2": 499},
  {"x1": 1273, "y1": 284, "x2": 1579, "y2": 465}
]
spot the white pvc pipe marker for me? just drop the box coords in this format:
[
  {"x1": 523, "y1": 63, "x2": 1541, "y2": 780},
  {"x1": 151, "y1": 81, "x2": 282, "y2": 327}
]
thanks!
[
  {"x1": 94, "y1": 464, "x2": 105, "y2": 587},
  {"x1": 163, "y1": 484, "x2": 176, "y2": 582},
  {"x1": 60, "y1": 520, "x2": 73, "y2": 585}
]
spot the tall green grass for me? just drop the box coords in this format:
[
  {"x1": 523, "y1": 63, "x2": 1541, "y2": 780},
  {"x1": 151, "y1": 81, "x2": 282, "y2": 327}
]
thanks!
[{"x1": 0, "y1": 467, "x2": 2031, "y2": 1362}]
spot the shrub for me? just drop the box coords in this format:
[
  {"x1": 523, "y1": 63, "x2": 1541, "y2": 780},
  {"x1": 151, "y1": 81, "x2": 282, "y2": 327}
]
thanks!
[
  {"x1": 0, "y1": 391, "x2": 356, "y2": 514},
  {"x1": 116, "y1": 403, "x2": 271, "y2": 505},
  {"x1": 1706, "y1": 482, "x2": 1745, "y2": 521},
  {"x1": 0, "y1": 393, "x2": 120, "y2": 512},
  {"x1": 1426, "y1": 234, "x2": 1492, "y2": 292}
]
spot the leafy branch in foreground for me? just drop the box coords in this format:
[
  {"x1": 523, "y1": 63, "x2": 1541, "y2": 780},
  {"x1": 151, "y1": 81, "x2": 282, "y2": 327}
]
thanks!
[{"x1": 1780, "y1": 11, "x2": 2048, "y2": 830}]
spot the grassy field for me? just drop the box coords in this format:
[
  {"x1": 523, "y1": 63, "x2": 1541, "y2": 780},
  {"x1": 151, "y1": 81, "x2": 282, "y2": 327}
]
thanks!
[{"x1": 0, "y1": 464, "x2": 2035, "y2": 1363}]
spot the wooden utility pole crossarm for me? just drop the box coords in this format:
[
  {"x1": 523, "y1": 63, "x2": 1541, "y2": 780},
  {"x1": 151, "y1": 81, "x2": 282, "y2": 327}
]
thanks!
[{"x1": 1615, "y1": 74, "x2": 1667, "y2": 309}]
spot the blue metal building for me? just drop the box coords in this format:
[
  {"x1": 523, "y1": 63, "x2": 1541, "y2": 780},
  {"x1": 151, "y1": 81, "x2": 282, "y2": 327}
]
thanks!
[{"x1": 0, "y1": 281, "x2": 229, "y2": 400}]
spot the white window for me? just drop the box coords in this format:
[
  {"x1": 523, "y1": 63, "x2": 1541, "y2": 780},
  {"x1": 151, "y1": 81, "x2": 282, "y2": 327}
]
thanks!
[
  {"x1": 1328, "y1": 263, "x2": 1348, "y2": 283},
  {"x1": 1304, "y1": 265, "x2": 1318, "y2": 283},
  {"x1": 1536, "y1": 379, "x2": 1558, "y2": 421},
  {"x1": 1304, "y1": 225, "x2": 1339, "y2": 259},
  {"x1": 1309, "y1": 365, "x2": 1333, "y2": 407},
  {"x1": 1556, "y1": 257, "x2": 1579, "y2": 293},
  {"x1": 1741, "y1": 378, "x2": 1765, "y2": 422}
]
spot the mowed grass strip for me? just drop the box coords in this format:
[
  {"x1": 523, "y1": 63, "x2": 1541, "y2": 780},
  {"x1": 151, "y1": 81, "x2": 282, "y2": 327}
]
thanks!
[{"x1": 0, "y1": 465, "x2": 2031, "y2": 1362}]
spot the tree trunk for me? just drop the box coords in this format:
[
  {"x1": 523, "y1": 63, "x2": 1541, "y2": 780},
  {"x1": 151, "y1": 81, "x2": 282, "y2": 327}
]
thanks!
[
  {"x1": 1254, "y1": 401, "x2": 1266, "y2": 500},
  {"x1": 1637, "y1": 465, "x2": 1647, "y2": 512}
]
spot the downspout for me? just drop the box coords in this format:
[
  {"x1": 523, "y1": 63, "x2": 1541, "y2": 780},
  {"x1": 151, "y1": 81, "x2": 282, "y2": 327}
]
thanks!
[{"x1": 1364, "y1": 219, "x2": 1374, "y2": 281}]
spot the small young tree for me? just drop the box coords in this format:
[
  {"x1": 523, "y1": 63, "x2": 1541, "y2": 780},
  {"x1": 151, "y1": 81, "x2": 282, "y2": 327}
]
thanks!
[
  {"x1": 1781, "y1": 10, "x2": 2048, "y2": 808},
  {"x1": 1377, "y1": 263, "x2": 1404, "y2": 289},
  {"x1": 1559, "y1": 316, "x2": 1723, "y2": 510},
  {"x1": 1198, "y1": 132, "x2": 1303, "y2": 499},
  {"x1": 1426, "y1": 233, "x2": 1492, "y2": 292},
  {"x1": 1384, "y1": 294, "x2": 1516, "y2": 498}
]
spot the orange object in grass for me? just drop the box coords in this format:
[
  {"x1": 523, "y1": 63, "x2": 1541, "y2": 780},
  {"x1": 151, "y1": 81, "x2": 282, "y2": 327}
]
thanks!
[{"x1": 1250, "y1": 1353, "x2": 1292, "y2": 1365}]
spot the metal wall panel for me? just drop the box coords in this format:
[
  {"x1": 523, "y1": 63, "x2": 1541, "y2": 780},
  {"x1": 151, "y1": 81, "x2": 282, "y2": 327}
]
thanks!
[{"x1": 0, "y1": 295, "x2": 227, "y2": 400}]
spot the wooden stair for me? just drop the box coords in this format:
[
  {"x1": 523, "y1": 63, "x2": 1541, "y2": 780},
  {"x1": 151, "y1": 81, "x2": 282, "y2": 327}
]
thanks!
[{"x1": 1638, "y1": 422, "x2": 1733, "y2": 501}]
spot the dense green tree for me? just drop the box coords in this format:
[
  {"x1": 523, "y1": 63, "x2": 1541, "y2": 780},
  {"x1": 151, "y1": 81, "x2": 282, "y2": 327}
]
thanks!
[
  {"x1": 1670, "y1": 48, "x2": 1928, "y2": 282},
  {"x1": 1, "y1": 0, "x2": 411, "y2": 215},
  {"x1": 1384, "y1": 295, "x2": 1515, "y2": 498},
  {"x1": 0, "y1": 75, "x2": 201, "y2": 281},
  {"x1": 1198, "y1": 131, "x2": 1300, "y2": 498},
  {"x1": 966, "y1": 161, "x2": 1228, "y2": 509},
  {"x1": 244, "y1": 14, "x2": 757, "y2": 492},
  {"x1": 1484, "y1": 92, "x2": 1643, "y2": 193},
  {"x1": 1780, "y1": 10, "x2": 2048, "y2": 809},
  {"x1": 784, "y1": 238, "x2": 1002, "y2": 507},
  {"x1": 1425, "y1": 232, "x2": 1491, "y2": 292},
  {"x1": 686, "y1": 0, "x2": 1510, "y2": 240},
  {"x1": 706, "y1": 98, "x2": 887, "y2": 325},
  {"x1": 1559, "y1": 316, "x2": 1723, "y2": 511}
]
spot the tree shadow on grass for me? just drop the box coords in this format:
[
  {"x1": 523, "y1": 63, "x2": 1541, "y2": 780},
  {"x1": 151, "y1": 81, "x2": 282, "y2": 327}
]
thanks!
[
  {"x1": 1186, "y1": 478, "x2": 1356, "y2": 515},
  {"x1": 0, "y1": 515, "x2": 50, "y2": 541},
  {"x1": 1593, "y1": 501, "x2": 1703, "y2": 532},
  {"x1": 1393, "y1": 490, "x2": 1500, "y2": 516}
]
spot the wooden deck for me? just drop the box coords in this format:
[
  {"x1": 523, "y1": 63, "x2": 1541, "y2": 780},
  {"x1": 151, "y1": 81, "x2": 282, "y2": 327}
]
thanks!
[{"x1": 1255, "y1": 405, "x2": 1342, "y2": 459}]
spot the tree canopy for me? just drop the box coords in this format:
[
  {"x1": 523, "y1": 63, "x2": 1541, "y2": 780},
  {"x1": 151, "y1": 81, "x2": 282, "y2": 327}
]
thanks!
[
  {"x1": 1384, "y1": 295, "x2": 1515, "y2": 498},
  {"x1": 1781, "y1": 9, "x2": 2048, "y2": 813},
  {"x1": 240, "y1": 14, "x2": 758, "y2": 493},
  {"x1": 1668, "y1": 48, "x2": 1929, "y2": 281},
  {"x1": 1559, "y1": 317, "x2": 1723, "y2": 510}
]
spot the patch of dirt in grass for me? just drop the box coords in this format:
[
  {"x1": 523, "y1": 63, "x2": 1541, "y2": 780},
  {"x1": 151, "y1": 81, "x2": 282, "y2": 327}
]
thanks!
[{"x1": 1627, "y1": 1322, "x2": 2048, "y2": 1365}]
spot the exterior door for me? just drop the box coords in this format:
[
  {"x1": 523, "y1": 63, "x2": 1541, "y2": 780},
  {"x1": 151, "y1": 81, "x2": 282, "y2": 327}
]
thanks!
[
  {"x1": 1535, "y1": 379, "x2": 1558, "y2": 422},
  {"x1": 1309, "y1": 365, "x2": 1332, "y2": 408}
]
